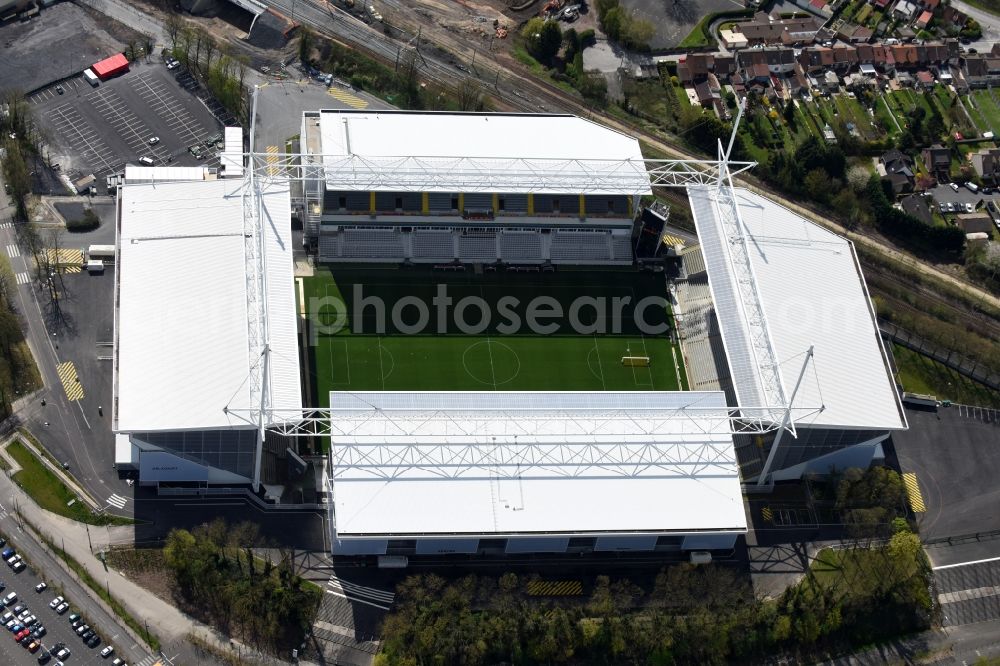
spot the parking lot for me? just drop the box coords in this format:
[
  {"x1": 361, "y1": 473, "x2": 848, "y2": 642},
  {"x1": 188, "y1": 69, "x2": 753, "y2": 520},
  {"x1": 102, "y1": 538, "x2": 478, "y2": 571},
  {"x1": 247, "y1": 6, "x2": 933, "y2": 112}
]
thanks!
[
  {"x1": 927, "y1": 182, "x2": 1000, "y2": 210},
  {"x1": 0, "y1": 540, "x2": 127, "y2": 665},
  {"x1": 33, "y1": 61, "x2": 222, "y2": 191}
]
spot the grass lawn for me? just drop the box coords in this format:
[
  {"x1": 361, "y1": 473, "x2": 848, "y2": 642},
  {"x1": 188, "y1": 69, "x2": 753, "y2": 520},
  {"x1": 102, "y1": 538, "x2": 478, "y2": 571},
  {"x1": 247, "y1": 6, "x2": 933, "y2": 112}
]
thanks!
[
  {"x1": 971, "y1": 90, "x2": 1000, "y2": 132},
  {"x1": 875, "y1": 95, "x2": 903, "y2": 135},
  {"x1": 892, "y1": 344, "x2": 1000, "y2": 408},
  {"x1": 678, "y1": 14, "x2": 716, "y2": 48},
  {"x1": 832, "y1": 95, "x2": 879, "y2": 140},
  {"x1": 962, "y1": 95, "x2": 990, "y2": 133},
  {"x1": 302, "y1": 267, "x2": 688, "y2": 406},
  {"x1": 7, "y1": 441, "x2": 133, "y2": 526}
]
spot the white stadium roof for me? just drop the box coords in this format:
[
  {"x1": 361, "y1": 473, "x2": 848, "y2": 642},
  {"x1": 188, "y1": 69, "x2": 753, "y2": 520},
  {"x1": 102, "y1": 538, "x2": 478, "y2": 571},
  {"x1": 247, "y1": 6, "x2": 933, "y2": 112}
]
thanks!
[
  {"x1": 689, "y1": 186, "x2": 906, "y2": 431},
  {"x1": 328, "y1": 391, "x2": 747, "y2": 538},
  {"x1": 315, "y1": 110, "x2": 651, "y2": 195},
  {"x1": 114, "y1": 177, "x2": 301, "y2": 432}
]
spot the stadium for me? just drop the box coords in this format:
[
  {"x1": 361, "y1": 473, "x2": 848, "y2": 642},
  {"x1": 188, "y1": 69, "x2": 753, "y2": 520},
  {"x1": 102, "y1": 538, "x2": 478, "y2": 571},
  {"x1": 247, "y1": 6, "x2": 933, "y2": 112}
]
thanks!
[{"x1": 112, "y1": 107, "x2": 906, "y2": 559}]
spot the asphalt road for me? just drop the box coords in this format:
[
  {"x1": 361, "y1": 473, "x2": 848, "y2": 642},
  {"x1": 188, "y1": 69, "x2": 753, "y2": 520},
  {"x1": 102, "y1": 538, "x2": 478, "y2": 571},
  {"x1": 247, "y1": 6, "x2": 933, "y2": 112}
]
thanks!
[
  {"x1": 0, "y1": 512, "x2": 153, "y2": 665},
  {"x1": 892, "y1": 406, "x2": 1000, "y2": 567}
]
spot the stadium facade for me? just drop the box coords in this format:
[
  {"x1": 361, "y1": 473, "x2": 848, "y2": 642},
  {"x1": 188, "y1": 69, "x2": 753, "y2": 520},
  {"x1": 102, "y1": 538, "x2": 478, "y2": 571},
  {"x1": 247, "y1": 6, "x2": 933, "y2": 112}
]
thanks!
[{"x1": 111, "y1": 109, "x2": 906, "y2": 559}]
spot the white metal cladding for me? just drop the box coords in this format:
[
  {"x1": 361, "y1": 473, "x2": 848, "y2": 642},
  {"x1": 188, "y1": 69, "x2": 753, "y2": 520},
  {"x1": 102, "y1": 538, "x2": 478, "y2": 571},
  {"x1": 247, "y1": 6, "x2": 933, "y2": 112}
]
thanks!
[
  {"x1": 328, "y1": 391, "x2": 748, "y2": 537},
  {"x1": 327, "y1": 391, "x2": 742, "y2": 480},
  {"x1": 689, "y1": 186, "x2": 771, "y2": 410},
  {"x1": 221, "y1": 127, "x2": 244, "y2": 178},
  {"x1": 114, "y1": 177, "x2": 300, "y2": 432},
  {"x1": 727, "y1": 189, "x2": 906, "y2": 431},
  {"x1": 316, "y1": 110, "x2": 651, "y2": 194}
]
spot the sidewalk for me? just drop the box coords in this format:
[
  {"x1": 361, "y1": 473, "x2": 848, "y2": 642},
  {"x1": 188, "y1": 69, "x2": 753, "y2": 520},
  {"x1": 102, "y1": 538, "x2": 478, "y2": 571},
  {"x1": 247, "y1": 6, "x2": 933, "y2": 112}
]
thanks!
[{"x1": 0, "y1": 440, "x2": 309, "y2": 665}]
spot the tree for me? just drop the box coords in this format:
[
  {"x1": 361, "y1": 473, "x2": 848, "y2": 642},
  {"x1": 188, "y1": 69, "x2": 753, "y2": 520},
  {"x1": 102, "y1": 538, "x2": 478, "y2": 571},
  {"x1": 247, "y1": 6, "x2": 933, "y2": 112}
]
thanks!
[
  {"x1": 783, "y1": 99, "x2": 795, "y2": 129},
  {"x1": 457, "y1": 79, "x2": 485, "y2": 111},
  {"x1": 166, "y1": 13, "x2": 182, "y2": 51},
  {"x1": 298, "y1": 26, "x2": 314, "y2": 63},
  {"x1": 522, "y1": 18, "x2": 562, "y2": 63}
]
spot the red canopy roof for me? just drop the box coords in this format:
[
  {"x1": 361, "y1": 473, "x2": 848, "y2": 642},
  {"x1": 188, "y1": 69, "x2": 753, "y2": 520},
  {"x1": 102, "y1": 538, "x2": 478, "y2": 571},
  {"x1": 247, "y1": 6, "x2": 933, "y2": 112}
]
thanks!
[{"x1": 92, "y1": 53, "x2": 129, "y2": 79}]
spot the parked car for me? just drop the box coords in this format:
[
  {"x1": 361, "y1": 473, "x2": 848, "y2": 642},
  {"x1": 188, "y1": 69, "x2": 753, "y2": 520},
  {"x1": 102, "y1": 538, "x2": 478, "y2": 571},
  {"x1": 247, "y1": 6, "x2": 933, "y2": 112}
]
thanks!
[
  {"x1": 67, "y1": 613, "x2": 80, "y2": 624},
  {"x1": 48, "y1": 597, "x2": 63, "y2": 609},
  {"x1": 148, "y1": 136, "x2": 160, "y2": 145},
  {"x1": 32, "y1": 625, "x2": 46, "y2": 638},
  {"x1": 75, "y1": 624, "x2": 89, "y2": 636},
  {"x1": 34, "y1": 583, "x2": 46, "y2": 593},
  {"x1": 55, "y1": 647, "x2": 70, "y2": 660},
  {"x1": 12, "y1": 561, "x2": 25, "y2": 573},
  {"x1": 54, "y1": 602, "x2": 68, "y2": 614},
  {"x1": 100, "y1": 645, "x2": 114, "y2": 658},
  {"x1": 37, "y1": 651, "x2": 50, "y2": 664},
  {"x1": 1, "y1": 592, "x2": 16, "y2": 606},
  {"x1": 86, "y1": 634, "x2": 101, "y2": 648}
]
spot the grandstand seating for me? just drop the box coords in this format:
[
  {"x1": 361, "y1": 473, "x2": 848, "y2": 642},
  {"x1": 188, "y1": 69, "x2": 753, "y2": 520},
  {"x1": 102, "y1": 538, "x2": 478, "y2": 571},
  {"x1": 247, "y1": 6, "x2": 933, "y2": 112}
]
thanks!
[
  {"x1": 412, "y1": 230, "x2": 455, "y2": 262},
  {"x1": 499, "y1": 231, "x2": 544, "y2": 263},
  {"x1": 550, "y1": 231, "x2": 612, "y2": 263},
  {"x1": 611, "y1": 235, "x2": 633, "y2": 262},
  {"x1": 458, "y1": 231, "x2": 498, "y2": 262}
]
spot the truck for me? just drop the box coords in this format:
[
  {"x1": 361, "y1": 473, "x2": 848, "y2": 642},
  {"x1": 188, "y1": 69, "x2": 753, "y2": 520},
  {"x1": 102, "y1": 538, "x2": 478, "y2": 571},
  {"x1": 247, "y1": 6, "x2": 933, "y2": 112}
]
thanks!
[
  {"x1": 86, "y1": 260, "x2": 105, "y2": 274},
  {"x1": 87, "y1": 245, "x2": 115, "y2": 262},
  {"x1": 83, "y1": 68, "x2": 99, "y2": 87}
]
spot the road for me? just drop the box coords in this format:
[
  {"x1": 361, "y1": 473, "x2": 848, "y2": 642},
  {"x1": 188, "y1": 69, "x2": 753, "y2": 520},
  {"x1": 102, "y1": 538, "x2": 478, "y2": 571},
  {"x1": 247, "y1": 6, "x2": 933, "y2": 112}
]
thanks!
[
  {"x1": 951, "y1": 0, "x2": 1000, "y2": 52},
  {"x1": 0, "y1": 181, "x2": 131, "y2": 520}
]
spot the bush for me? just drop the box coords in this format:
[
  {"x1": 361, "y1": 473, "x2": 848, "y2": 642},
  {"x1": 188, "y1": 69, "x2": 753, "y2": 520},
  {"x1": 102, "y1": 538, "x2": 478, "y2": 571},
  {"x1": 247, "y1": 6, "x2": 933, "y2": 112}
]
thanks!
[{"x1": 66, "y1": 208, "x2": 99, "y2": 232}]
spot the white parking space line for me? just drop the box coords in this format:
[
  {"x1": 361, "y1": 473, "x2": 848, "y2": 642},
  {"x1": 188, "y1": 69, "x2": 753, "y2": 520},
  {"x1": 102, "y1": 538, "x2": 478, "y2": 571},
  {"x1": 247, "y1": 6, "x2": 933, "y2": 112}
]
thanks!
[
  {"x1": 130, "y1": 73, "x2": 207, "y2": 145},
  {"x1": 85, "y1": 88, "x2": 169, "y2": 163},
  {"x1": 46, "y1": 104, "x2": 118, "y2": 174}
]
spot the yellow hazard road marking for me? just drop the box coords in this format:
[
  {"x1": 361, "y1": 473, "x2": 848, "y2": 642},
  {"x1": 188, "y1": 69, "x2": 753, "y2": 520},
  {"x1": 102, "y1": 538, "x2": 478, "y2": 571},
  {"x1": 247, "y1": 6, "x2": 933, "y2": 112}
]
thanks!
[
  {"x1": 761, "y1": 506, "x2": 774, "y2": 523},
  {"x1": 46, "y1": 248, "x2": 83, "y2": 271},
  {"x1": 903, "y1": 472, "x2": 926, "y2": 513},
  {"x1": 56, "y1": 361, "x2": 84, "y2": 401},
  {"x1": 328, "y1": 87, "x2": 368, "y2": 109},
  {"x1": 266, "y1": 145, "x2": 279, "y2": 176},
  {"x1": 527, "y1": 581, "x2": 583, "y2": 596}
]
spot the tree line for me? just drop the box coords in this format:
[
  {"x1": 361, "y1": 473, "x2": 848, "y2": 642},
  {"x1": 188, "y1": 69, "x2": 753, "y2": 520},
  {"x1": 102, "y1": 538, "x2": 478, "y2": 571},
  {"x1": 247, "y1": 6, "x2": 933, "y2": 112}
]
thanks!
[
  {"x1": 377, "y1": 531, "x2": 930, "y2": 665},
  {"x1": 163, "y1": 520, "x2": 322, "y2": 655},
  {"x1": 165, "y1": 15, "x2": 250, "y2": 123}
]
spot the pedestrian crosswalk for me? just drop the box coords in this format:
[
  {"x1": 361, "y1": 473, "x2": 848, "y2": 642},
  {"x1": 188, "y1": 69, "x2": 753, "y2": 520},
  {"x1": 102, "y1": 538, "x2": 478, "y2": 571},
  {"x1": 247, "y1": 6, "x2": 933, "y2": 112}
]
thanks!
[
  {"x1": 0, "y1": 222, "x2": 12, "y2": 230},
  {"x1": 327, "y1": 87, "x2": 368, "y2": 109},
  {"x1": 134, "y1": 656, "x2": 167, "y2": 666},
  {"x1": 6, "y1": 244, "x2": 19, "y2": 258},
  {"x1": 14, "y1": 272, "x2": 29, "y2": 285},
  {"x1": 56, "y1": 361, "x2": 84, "y2": 401},
  {"x1": 326, "y1": 575, "x2": 395, "y2": 610},
  {"x1": 107, "y1": 494, "x2": 128, "y2": 510}
]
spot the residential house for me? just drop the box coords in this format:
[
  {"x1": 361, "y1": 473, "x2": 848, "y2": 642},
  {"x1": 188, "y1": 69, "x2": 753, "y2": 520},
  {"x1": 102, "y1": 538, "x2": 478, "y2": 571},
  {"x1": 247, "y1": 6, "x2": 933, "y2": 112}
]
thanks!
[
  {"x1": 940, "y1": 5, "x2": 968, "y2": 28},
  {"x1": 880, "y1": 149, "x2": 916, "y2": 193},
  {"x1": 950, "y1": 64, "x2": 970, "y2": 94},
  {"x1": 900, "y1": 194, "x2": 932, "y2": 224},
  {"x1": 956, "y1": 212, "x2": 995, "y2": 236},
  {"x1": 922, "y1": 144, "x2": 952, "y2": 180},
  {"x1": 734, "y1": 12, "x2": 821, "y2": 45},
  {"x1": 971, "y1": 148, "x2": 1000, "y2": 185},
  {"x1": 720, "y1": 29, "x2": 749, "y2": 49},
  {"x1": 678, "y1": 53, "x2": 713, "y2": 84},
  {"x1": 915, "y1": 10, "x2": 932, "y2": 29},
  {"x1": 961, "y1": 53, "x2": 1000, "y2": 88},
  {"x1": 822, "y1": 123, "x2": 837, "y2": 143},
  {"x1": 892, "y1": 0, "x2": 919, "y2": 20},
  {"x1": 916, "y1": 69, "x2": 935, "y2": 88},
  {"x1": 808, "y1": 0, "x2": 834, "y2": 16}
]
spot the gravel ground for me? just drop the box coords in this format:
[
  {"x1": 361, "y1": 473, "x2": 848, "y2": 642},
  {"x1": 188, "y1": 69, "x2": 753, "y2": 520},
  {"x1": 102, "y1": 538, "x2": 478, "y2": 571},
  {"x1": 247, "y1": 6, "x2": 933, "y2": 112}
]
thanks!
[{"x1": 0, "y1": 3, "x2": 137, "y2": 94}]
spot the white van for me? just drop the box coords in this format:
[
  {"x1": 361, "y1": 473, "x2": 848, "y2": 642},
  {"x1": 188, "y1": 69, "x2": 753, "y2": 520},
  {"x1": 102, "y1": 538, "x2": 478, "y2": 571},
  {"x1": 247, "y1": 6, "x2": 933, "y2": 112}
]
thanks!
[
  {"x1": 965, "y1": 181, "x2": 980, "y2": 193},
  {"x1": 138, "y1": 156, "x2": 154, "y2": 166}
]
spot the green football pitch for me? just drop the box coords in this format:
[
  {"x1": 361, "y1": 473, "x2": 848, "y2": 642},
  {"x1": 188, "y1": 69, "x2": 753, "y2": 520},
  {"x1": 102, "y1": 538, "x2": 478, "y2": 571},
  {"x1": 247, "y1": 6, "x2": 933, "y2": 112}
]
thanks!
[{"x1": 301, "y1": 266, "x2": 688, "y2": 406}]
